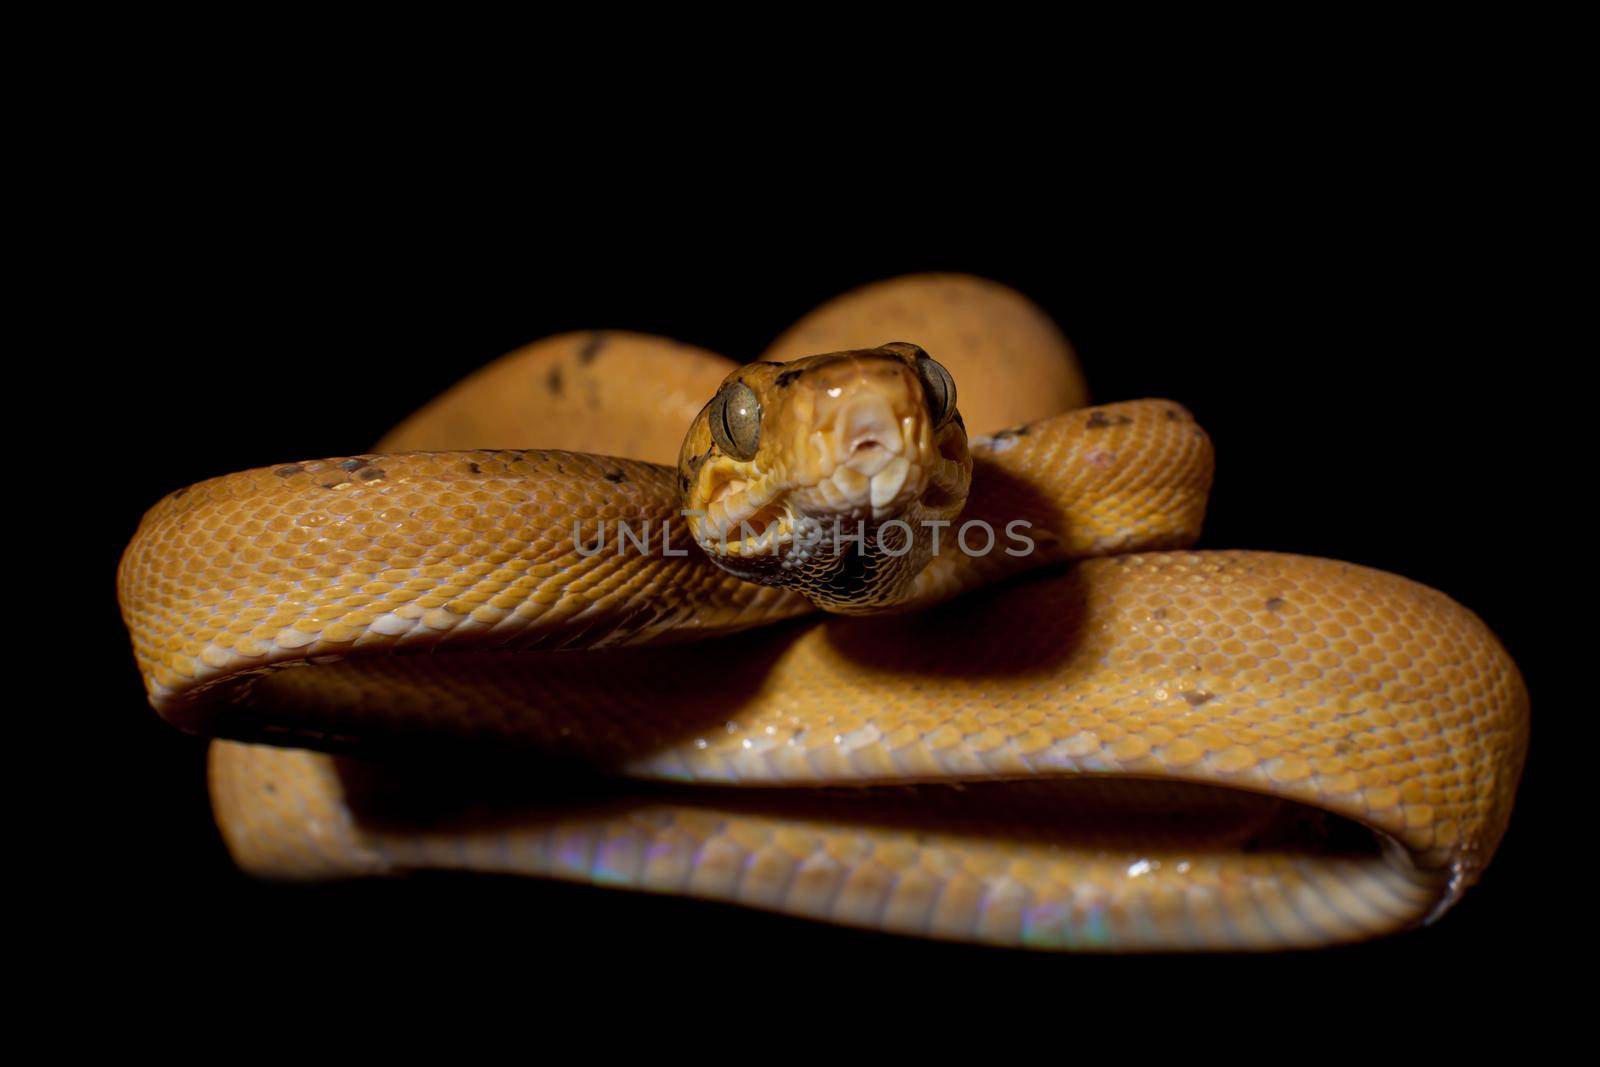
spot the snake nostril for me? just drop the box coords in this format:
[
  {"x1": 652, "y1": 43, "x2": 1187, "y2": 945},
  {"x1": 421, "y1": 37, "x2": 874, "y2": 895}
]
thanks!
[{"x1": 852, "y1": 438, "x2": 882, "y2": 454}]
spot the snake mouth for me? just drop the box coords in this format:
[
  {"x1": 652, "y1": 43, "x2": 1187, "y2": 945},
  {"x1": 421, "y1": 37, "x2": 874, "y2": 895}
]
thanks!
[
  {"x1": 775, "y1": 399, "x2": 942, "y2": 530},
  {"x1": 694, "y1": 437, "x2": 935, "y2": 560},
  {"x1": 694, "y1": 465, "x2": 799, "y2": 557},
  {"x1": 721, "y1": 503, "x2": 796, "y2": 555},
  {"x1": 700, "y1": 460, "x2": 931, "y2": 562},
  {"x1": 788, "y1": 452, "x2": 929, "y2": 524},
  {"x1": 695, "y1": 462, "x2": 969, "y2": 566}
]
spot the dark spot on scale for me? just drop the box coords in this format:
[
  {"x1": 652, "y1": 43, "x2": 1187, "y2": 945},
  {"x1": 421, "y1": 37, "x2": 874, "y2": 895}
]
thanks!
[
  {"x1": 1181, "y1": 691, "x2": 1215, "y2": 706},
  {"x1": 1087, "y1": 411, "x2": 1134, "y2": 430},
  {"x1": 467, "y1": 462, "x2": 482, "y2": 475},
  {"x1": 172, "y1": 486, "x2": 188, "y2": 499},
  {"x1": 605, "y1": 470, "x2": 627, "y2": 483},
  {"x1": 263, "y1": 782, "x2": 277, "y2": 795},
  {"x1": 357, "y1": 467, "x2": 387, "y2": 481},
  {"x1": 546, "y1": 366, "x2": 564, "y2": 396},
  {"x1": 578, "y1": 332, "x2": 607, "y2": 363},
  {"x1": 274, "y1": 464, "x2": 304, "y2": 478},
  {"x1": 1265, "y1": 597, "x2": 1286, "y2": 612},
  {"x1": 556, "y1": 462, "x2": 567, "y2": 475},
  {"x1": 340, "y1": 458, "x2": 368, "y2": 472},
  {"x1": 1152, "y1": 607, "x2": 1168, "y2": 620},
  {"x1": 1166, "y1": 408, "x2": 1183, "y2": 421},
  {"x1": 775, "y1": 368, "x2": 804, "y2": 389},
  {"x1": 678, "y1": 472, "x2": 690, "y2": 490}
]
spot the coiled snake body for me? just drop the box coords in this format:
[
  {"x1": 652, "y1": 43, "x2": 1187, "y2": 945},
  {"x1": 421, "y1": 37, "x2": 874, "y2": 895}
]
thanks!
[{"x1": 119, "y1": 275, "x2": 1527, "y2": 951}]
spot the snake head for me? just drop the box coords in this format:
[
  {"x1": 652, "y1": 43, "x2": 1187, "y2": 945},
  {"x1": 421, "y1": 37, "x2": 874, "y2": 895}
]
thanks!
[{"x1": 680, "y1": 343, "x2": 972, "y2": 604}]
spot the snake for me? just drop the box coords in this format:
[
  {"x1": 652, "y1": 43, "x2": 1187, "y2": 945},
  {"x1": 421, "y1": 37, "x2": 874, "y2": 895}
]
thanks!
[{"x1": 118, "y1": 273, "x2": 1528, "y2": 951}]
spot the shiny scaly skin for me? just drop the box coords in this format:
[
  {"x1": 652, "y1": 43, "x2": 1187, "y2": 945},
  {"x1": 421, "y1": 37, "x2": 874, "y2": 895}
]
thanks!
[
  {"x1": 205, "y1": 553, "x2": 1524, "y2": 949},
  {"x1": 379, "y1": 330, "x2": 735, "y2": 459},
  {"x1": 677, "y1": 346, "x2": 1211, "y2": 614},
  {"x1": 118, "y1": 273, "x2": 1528, "y2": 950},
  {"x1": 764, "y1": 273, "x2": 1090, "y2": 432},
  {"x1": 121, "y1": 398, "x2": 1212, "y2": 740},
  {"x1": 119, "y1": 450, "x2": 810, "y2": 737}
]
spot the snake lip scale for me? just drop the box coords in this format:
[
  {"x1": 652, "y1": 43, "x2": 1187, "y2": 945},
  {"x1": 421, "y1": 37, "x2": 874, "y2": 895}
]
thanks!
[{"x1": 118, "y1": 274, "x2": 1527, "y2": 952}]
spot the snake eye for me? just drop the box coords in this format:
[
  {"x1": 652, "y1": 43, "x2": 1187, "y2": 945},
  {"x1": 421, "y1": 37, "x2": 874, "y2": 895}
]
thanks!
[
  {"x1": 914, "y1": 353, "x2": 957, "y2": 427},
  {"x1": 708, "y1": 380, "x2": 762, "y2": 460}
]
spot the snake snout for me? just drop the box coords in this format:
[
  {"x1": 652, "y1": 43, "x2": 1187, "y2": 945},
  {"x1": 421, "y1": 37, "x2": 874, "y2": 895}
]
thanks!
[
  {"x1": 850, "y1": 436, "x2": 884, "y2": 457},
  {"x1": 836, "y1": 395, "x2": 907, "y2": 477}
]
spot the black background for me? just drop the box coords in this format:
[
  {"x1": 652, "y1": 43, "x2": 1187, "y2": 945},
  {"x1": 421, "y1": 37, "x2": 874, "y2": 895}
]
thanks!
[{"x1": 82, "y1": 176, "x2": 1549, "y2": 1008}]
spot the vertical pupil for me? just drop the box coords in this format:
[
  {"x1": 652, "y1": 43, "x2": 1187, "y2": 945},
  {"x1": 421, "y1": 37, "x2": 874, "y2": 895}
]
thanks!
[{"x1": 714, "y1": 385, "x2": 758, "y2": 455}]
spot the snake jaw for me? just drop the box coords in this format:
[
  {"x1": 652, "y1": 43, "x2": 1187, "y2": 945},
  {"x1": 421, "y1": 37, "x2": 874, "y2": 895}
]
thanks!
[{"x1": 694, "y1": 464, "x2": 793, "y2": 552}]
